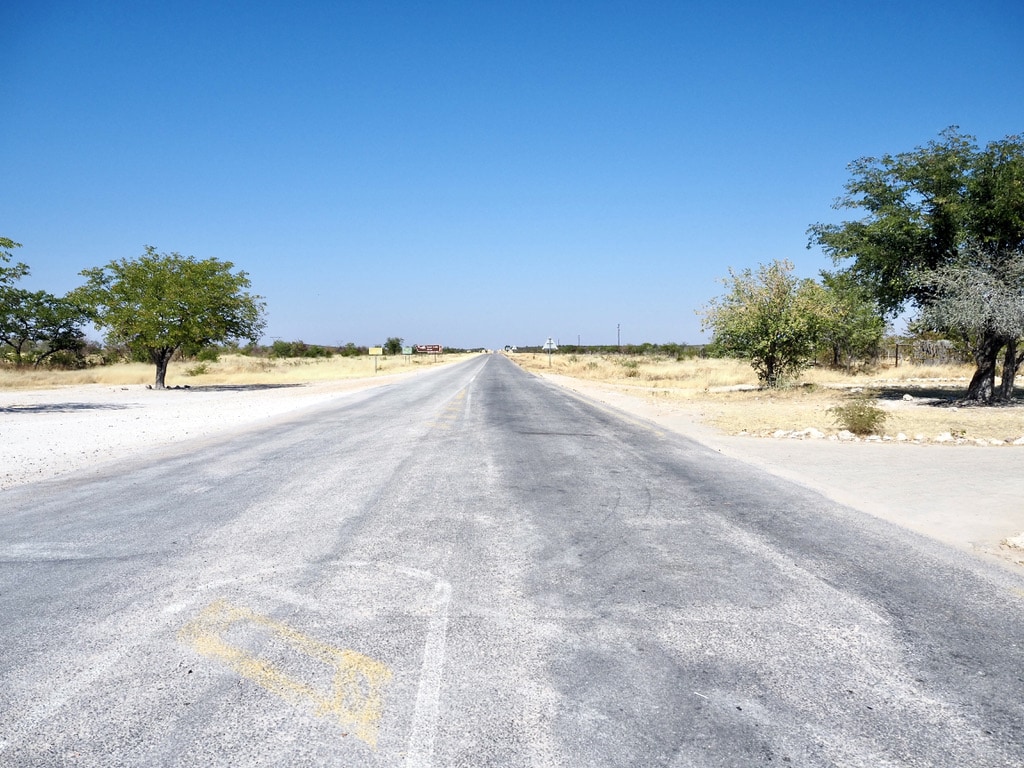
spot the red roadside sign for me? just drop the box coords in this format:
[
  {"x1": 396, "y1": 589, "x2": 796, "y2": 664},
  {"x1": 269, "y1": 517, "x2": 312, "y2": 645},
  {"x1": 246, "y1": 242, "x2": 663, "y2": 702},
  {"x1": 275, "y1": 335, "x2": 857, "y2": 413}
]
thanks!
[{"x1": 415, "y1": 345, "x2": 443, "y2": 353}]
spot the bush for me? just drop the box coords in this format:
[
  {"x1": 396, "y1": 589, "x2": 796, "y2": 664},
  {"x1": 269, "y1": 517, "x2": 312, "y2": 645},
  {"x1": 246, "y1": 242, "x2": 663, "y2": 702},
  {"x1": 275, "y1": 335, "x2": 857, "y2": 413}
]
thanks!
[{"x1": 828, "y1": 392, "x2": 888, "y2": 435}]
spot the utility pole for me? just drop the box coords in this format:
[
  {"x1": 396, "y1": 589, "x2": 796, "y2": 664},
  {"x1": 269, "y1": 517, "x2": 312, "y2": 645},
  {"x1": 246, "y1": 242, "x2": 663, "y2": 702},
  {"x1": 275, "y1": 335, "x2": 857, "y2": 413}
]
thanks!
[{"x1": 617, "y1": 323, "x2": 621, "y2": 350}]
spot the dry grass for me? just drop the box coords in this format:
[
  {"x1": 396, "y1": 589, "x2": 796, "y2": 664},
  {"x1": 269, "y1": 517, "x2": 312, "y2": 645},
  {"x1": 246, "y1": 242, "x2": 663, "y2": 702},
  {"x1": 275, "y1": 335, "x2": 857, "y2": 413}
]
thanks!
[
  {"x1": 511, "y1": 353, "x2": 1024, "y2": 442},
  {"x1": 0, "y1": 353, "x2": 476, "y2": 390}
]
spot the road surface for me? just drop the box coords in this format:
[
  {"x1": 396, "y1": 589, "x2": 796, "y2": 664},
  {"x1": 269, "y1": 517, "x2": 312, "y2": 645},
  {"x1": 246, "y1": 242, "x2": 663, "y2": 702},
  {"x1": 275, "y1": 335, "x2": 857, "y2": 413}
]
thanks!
[{"x1": 2, "y1": 354, "x2": 1023, "y2": 766}]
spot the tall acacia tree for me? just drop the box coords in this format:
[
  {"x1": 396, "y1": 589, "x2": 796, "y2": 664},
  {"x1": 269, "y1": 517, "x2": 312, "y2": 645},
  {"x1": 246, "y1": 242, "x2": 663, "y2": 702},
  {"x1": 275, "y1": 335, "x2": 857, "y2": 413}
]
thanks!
[
  {"x1": 76, "y1": 247, "x2": 266, "y2": 388},
  {"x1": 810, "y1": 128, "x2": 1024, "y2": 402}
]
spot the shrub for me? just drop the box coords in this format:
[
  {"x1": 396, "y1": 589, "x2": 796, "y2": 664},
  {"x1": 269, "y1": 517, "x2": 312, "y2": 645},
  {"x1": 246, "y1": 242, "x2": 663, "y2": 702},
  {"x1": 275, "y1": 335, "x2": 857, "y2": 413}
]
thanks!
[{"x1": 828, "y1": 392, "x2": 888, "y2": 435}]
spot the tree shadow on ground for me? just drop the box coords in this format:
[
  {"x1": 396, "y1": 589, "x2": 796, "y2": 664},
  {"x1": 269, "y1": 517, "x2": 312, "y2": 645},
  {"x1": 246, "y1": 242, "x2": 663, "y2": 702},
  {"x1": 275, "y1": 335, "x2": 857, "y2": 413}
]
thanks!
[
  {"x1": 869, "y1": 385, "x2": 1024, "y2": 407},
  {"x1": 0, "y1": 403, "x2": 132, "y2": 414},
  {"x1": 185, "y1": 383, "x2": 307, "y2": 392}
]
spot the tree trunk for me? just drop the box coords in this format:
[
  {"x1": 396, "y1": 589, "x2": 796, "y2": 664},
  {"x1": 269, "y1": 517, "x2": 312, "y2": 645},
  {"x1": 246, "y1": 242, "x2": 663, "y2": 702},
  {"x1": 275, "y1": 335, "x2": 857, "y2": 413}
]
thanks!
[
  {"x1": 150, "y1": 348, "x2": 174, "y2": 389},
  {"x1": 964, "y1": 332, "x2": 1003, "y2": 402},
  {"x1": 999, "y1": 338, "x2": 1021, "y2": 401}
]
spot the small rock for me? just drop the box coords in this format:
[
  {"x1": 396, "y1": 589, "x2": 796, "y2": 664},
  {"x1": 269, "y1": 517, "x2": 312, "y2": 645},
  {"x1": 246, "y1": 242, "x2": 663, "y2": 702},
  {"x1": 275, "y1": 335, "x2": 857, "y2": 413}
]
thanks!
[
  {"x1": 915, "y1": 434, "x2": 927, "y2": 442},
  {"x1": 1003, "y1": 533, "x2": 1024, "y2": 550},
  {"x1": 902, "y1": 393, "x2": 914, "y2": 401},
  {"x1": 896, "y1": 433, "x2": 909, "y2": 442},
  {"x1": 989, "y1": 438, "x2": 1005, "y2": 446},
  {"x1": 772, "y1": 429, "x2": 790, "y2": 439},
  {"x1": 973, "y1": 439, "x2": 989, "y2": 447},
  {"x1": 934, "y1": 432, "x2": 954, "y2": 443},
  {"x1": 837, "y1": 430, "x2": 857, "y2": 442},
  {"x1": 1013, "y1": 436, "x2": 1024, "y2": 446}
]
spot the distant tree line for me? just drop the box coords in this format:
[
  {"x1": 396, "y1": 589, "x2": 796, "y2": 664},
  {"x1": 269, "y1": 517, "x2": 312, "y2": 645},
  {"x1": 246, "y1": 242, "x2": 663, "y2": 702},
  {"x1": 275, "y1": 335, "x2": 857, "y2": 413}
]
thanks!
[{"x1": 513, "y1": 343, "x2": 706, "y2": 358}]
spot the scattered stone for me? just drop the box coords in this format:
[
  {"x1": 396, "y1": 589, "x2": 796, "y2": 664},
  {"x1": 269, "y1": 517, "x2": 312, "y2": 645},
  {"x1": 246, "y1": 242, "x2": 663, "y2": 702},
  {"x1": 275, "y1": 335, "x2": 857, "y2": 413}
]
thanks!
[
  {"x1": 896, "y1": 433, "x2": 909, "y2": 442},
  {"x1": 1003, "y1": 533, "x2": 1024, "y2": 550},
  {"x1": 1013, "y1": 436, "x2": 1024, "y2": 446},
  {"x1": 934, "y1": 432, "x2": 954, "y2": 443},
  {"x1": 902, "y1": 393, "x2": 914, "y2": 401},
  {"x1": 837, "y1": 430, "x2": 857, "y2": 442},
  {"x1": 989, "y1": 439, "x2": 1005, "y2": 446},
  {"x1": 915, "y1": 434, "x2": 927, "y2": 442},
  {"x1": 772, "y1": 429, "x2": 790, "y2": 439},
  {"x1": 973, "y1": 439, "x2": 989, "y2": 447}
]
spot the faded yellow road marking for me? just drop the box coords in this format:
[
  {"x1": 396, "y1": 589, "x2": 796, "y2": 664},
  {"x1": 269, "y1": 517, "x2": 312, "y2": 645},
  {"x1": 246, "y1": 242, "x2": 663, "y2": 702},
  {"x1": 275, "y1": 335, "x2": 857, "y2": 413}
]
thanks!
[
  {"x1": 179, "y1": 600, "x2": 392, "y2": 747},
  {"x1": 428, "y1": 388, "x2": 468, "y2": 430}
]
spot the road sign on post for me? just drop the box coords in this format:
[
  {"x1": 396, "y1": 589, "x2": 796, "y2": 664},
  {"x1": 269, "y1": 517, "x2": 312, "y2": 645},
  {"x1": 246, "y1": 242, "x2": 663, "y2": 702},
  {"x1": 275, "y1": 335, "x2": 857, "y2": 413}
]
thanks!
[
  {"x1": 415, "y1": 344, "x2": 443, "y2": 362},
  {"x1": 542, "y1": 338, "x2": 558, "y2": 366},
  {"x1": 369, "y1": 346, "x2": 383, "y2": 372}
]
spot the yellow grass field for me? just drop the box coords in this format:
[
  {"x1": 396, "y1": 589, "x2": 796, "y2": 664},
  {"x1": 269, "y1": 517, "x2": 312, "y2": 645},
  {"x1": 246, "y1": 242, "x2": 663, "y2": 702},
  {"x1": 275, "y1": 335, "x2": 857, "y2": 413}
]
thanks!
[
  {"x1": 510, "y1": 352, "x2": 1024, "y2": 443},
  {"x1": 0, "y1": 353, "x2": 476, "y2": 390}
]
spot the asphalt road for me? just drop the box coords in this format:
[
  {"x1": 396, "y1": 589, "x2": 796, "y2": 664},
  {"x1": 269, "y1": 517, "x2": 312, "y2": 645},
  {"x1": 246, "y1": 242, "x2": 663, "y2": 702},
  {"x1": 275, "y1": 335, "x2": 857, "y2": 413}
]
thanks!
[{"x1": 2, "y1": 354, "x2": 1023, "y2": 767}]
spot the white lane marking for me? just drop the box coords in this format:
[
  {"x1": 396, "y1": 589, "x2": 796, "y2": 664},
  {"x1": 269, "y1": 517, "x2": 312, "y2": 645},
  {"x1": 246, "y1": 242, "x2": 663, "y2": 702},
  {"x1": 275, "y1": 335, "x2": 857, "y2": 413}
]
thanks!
[{"x1": 405, "y1": 580, "x2": 452, "y2": 768}]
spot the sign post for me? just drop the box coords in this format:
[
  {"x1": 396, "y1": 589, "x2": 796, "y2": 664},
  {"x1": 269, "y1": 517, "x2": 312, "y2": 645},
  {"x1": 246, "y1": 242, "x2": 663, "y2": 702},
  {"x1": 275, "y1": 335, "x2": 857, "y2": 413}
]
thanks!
[
  {"x1": 369, "y1": 346, "x2": 383, "y2": 372},
  {"x1": 415, "y1": 344, "x2": 443, "y2": 362},
  {"x1": 542, "y1": 337, "x2": 558, "y2": 367}
]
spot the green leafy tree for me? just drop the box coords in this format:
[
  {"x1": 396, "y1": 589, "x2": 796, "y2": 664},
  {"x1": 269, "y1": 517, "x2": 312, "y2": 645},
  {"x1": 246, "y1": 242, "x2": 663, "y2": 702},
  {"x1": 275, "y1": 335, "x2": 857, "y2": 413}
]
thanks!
[
  {"x1": 0, "y1": 237, "x2": 29, "y2": 290},
  {"x1": 0, "y1": 289, "x2": 89, "y2": 367},
  {"x1": 75, "y1": 246, "x2": 266, "y2": 388},
  {"x1": 817, "y1": 271, "x2": 887, "y2": 368},
  {"x1": 383, "y1": 336, "x2": 403, "y2": 356},
  {"x1": 0, "y1": 237, "x2": 88, "y2": 367},
  {"x1": 809, "y1": 128, "x2": 1024, "y2": 401},
  {"x1": 701, "y1": 260, "x2": 825, "y2": 387}
]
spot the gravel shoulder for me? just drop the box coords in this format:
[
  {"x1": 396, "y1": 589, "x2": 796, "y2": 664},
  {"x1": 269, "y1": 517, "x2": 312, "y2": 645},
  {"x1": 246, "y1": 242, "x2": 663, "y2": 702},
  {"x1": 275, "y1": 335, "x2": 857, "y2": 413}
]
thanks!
[{"x1": 4, "y1": 366, "x2": 1023, "y2": 570}]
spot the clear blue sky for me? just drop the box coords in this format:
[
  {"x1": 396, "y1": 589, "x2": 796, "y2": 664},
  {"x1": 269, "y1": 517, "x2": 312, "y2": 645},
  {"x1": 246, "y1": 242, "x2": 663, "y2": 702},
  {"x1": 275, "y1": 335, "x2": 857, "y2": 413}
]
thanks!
[{"x1": 4, "y1": 1, "x2": 1022, "y2": 349}]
